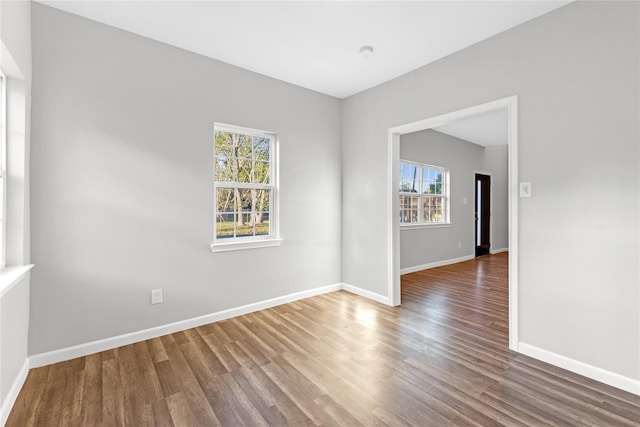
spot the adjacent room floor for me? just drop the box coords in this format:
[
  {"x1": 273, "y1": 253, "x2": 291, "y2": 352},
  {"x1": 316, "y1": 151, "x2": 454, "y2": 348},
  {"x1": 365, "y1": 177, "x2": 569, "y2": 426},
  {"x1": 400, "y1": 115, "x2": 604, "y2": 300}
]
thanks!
[{"x1": 7, "y1": 253, "x2": 640, "y2": 426}]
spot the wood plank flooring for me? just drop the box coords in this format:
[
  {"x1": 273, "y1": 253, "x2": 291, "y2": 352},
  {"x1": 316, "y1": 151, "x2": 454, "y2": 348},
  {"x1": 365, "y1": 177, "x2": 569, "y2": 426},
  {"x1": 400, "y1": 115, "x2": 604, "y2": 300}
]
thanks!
[{"x1": 8, "y1": 253, "x2": 640, "y2": 426}]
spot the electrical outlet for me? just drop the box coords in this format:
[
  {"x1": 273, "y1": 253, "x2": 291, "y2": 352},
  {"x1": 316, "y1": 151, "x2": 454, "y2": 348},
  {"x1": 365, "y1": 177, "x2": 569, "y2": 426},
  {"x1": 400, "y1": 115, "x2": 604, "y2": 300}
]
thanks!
[
  {"x1": 151, "y1": 289, "x2": 163, "y2": 305},
  {"x1": 458, "y1": 241, "x2": 462, "y2": 248}
]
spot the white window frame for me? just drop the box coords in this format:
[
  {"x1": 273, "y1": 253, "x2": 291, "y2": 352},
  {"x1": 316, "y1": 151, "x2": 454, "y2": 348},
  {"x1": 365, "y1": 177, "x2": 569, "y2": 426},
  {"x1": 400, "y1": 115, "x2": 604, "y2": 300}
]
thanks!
[
  {"x1": 0, "y1": 70, "x2": 6, "y2": 268},
  {"x1": 399, "y1": 160, "x2": 450, "y2": 228},
  {"x1": 211, "y1": 123, "x2": 281, "y2": 252}
]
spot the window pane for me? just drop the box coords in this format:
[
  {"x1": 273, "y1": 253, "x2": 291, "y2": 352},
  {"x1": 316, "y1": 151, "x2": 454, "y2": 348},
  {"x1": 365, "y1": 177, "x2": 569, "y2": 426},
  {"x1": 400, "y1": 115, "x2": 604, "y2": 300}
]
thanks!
[
  {"x1": 216, "y1": 213, "x2": 235, "y2": 238},
  {"x1": 236, "y1": 223, "x2": 253, "y2": 237},
  {"x1": 256, "y1": 189, "x2": 270, "y2": 212},
  {"x1": 423, "y1": 197, "x2": 430, "y2": 222},
  {"x1": 216, "y1": 188, "x2": 235, "y2": 212},
  {"x1": 400, "y1": 162, "x2": 447, "y2": 225},
  {"x1": 423, "y1": 168, "x2": 444, "y2": 195},
  {"x1": 254, "y1": 138, "x2": 270, "y2": 161},
  {"x1": 400, "y1": 195, "x2": 419, "y2": 223},
  {"x1": 256, "y1": 212, "x2": 270, "y2": 236},
  {"x1": 400, "y1": 164, "x2": 418, "y2": 192},
  {"x1": 238, "y1": 189, "x2": 258, "y2": 237},
  {"x1": 238, "y1": 189, "x2": 253, "y2": 213},
  {"x1": 236, "y1": 134, "x2": 252, "y2": 158},
  {"x1": 214, "y1": 125, "x2": 277, "y2": 244},
  {"x1": 402, "y1": 179, "x2": 418, "y2": 193},
  {"x1": 231, "y1": 158, "x2": 251, "y2": 183},
  {"x1": 215, "y1": 131, "x2": 272, "y2": 186},
  {"x1": 214, "y1": 131, "x2": 233, "y2": 158},
  {"x1": 400, "y1": 209, "x2": 418, "y2": 223},
  {"x1": 423, "y1": 197, "x2": 444, "y2": 223},
  {"x1": 214, "y1": 131, "x2": 233, "y2": 182},
  {"x1": 400, "y1": 195, "x2": 419, "y2": 209},
  {"x1": 254, "y1": 161, "x2": 270, "y2": 184},
  {"x1": 432, "y1": 208, "x2": 443, "y2": 222},
  {"x1": 422, "y1": 168, "x2": 430, "y2": 184}
]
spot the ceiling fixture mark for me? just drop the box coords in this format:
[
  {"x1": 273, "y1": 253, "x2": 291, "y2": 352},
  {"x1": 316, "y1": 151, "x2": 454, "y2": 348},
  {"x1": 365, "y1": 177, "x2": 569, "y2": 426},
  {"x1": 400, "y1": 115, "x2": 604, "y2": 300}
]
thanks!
[{"x1": 359, "y1": 45, "x2": 374, "y2": 58}]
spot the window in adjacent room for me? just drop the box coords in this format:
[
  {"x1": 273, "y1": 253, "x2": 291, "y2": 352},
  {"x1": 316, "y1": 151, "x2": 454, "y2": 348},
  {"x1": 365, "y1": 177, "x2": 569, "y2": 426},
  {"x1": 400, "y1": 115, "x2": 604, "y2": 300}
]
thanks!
[
  {"x1": 399, "y1": 161, "x2": 449, "y2": 226},
  {"x1": 212, "y1": 123, "x2": 280, "y2": 252}
]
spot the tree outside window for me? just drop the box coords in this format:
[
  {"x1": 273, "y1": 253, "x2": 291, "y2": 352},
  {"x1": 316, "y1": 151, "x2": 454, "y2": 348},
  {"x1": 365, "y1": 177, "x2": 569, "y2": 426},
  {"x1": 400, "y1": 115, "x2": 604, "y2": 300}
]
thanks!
[
  {"x1": 214, "y1": 125, "x2": 275, "y2": 240},
  {"x1": 399, "y1": 161, "x2": 448, "y2": 225}
]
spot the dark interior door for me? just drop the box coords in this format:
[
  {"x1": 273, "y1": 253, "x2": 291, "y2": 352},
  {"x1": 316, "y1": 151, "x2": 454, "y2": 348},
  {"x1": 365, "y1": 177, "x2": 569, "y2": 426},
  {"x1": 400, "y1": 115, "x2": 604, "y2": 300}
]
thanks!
[{"x1": 475, "y1": 174, "x2": 491, "y2": 257}]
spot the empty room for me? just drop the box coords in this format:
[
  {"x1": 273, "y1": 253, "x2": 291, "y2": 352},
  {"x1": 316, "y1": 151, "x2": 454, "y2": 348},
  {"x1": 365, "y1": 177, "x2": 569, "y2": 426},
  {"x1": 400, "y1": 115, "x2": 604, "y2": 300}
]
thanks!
[{"x1": 1, "y1": 0, "x2": 639, "y2": 425}]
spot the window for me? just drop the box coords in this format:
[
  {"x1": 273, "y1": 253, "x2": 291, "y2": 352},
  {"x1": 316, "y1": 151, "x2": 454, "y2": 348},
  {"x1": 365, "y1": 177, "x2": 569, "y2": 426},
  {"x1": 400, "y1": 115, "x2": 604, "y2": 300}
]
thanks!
[
  {"x1": 399, "y1": 161, "x2": 449, "y2": 226},
  {"x1": 212, "y1": 123, "x2": 280, "y2": 251}
]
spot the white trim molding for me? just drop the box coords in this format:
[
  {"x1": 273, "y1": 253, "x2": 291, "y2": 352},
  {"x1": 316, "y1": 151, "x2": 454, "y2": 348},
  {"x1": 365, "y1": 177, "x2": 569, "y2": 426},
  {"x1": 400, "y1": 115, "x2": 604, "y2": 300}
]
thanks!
[
  {"x1": 342, "y1": 283, "x2": 390, "y2": 306},
  {"x1": 29, "y1": 282, "x2": 395, "y2": 368},
  {"x1": 387, "y1": 95, "x2": 519, "y2": 350},
  {"x1": 518, "y1": 342, "x2": 640, "y2": 396},
  {"x1": 15, "y1": 281, "x2": 639, "y2": 406},
  {"x1": 490, "y1": 247, "x2": 509, "y2": 255},
  {"x1": 211, "y1": 238, "x2": 282, "y2": 253},
  {"x1": 30, "y1": 283, "x2": 342, "y2": 368},
  {"x1": 0, "y1": 358, "x2": 29, "y2": 426},
  {"x1": 400, "y1": 255, "x2": 475, "y2": 275},
  {"x1": 0, "y1": 264, "x2": 34, "y2": 298}
]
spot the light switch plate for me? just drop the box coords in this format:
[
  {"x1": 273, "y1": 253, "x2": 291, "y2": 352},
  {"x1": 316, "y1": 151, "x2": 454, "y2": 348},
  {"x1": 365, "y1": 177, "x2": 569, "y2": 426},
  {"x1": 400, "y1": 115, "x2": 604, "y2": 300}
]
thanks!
[{"x1": 519, "y1": 182, "x2": 532, "y2": 198}]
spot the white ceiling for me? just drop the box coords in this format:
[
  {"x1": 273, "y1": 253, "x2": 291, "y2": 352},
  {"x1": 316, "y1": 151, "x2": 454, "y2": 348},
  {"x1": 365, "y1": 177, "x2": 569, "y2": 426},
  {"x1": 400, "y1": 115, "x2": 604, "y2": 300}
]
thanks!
[
  {"x1": 38, "y1": 0, "x2": 571, "y2": 99},
  {"x1": 434, "y1": 109, "x2": 508, "y2": 147}
]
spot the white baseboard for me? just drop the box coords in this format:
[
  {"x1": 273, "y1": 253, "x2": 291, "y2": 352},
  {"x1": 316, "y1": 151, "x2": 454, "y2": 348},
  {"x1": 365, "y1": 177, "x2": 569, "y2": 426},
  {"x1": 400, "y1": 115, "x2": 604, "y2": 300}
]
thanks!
[
  {"x1": 16, "y1": 284, "x2": 640, "y2": 412},
  {"x1": 400, "y1": 255, "x2": 475, "y2": 275},
  {"x1": 518, "y1": 342, "x2": 640, "y2": 396},
  {"x1": 30, "y1": 283, "x2": 343, "y2": 368},
  {"x1": 490, "y1": 247, "x2": 509, "y2": 254},
  {"x1": 342, "y1": 283, "x2": 390, "y2": 305},
  {"x1": 0, "y1": 358, "x2": 29, "y2": 426}
]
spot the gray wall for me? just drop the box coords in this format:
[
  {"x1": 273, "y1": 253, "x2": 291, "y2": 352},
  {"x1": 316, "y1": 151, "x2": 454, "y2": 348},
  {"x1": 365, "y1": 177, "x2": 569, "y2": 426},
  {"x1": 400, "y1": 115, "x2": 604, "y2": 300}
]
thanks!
[
  {"x1": 399, "y1": 130, "x2": 508, "y2": 270},
  {"x1": 342, "y1": 0, "x2": 639, "y2": 380},
  {"x1": 0, "y1": 0, "x2": 32, "y2": 413},
  {"x1": 400, "y1": 130, "x2": 483, "y2": 269},
  {"x1": 30, "y1": 4, "x2": 342, "y2": 354}
]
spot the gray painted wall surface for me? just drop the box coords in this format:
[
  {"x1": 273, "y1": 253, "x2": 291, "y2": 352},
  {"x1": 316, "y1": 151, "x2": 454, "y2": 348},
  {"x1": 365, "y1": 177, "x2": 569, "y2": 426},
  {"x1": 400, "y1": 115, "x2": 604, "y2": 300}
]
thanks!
[
  {"x1": 399, "y1": 130, "x2": 484, "y2": 269},
  {"x1": 30, "y1": 4, "x2": 342, "y2": 354},
  {"x1": 399, "y1": 130, "x2": 508, "y2": 270},
  {"x1": 0, "y1": 0, "x2": 32, "y2": 409},
  {"x1": 342, "y1": 1, "x2": 639, "y2": 379}
]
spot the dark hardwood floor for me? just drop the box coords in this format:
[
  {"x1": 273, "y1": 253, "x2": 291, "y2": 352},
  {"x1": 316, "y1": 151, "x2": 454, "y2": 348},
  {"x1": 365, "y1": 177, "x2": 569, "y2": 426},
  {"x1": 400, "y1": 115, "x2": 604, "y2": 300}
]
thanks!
[{"x1": 8, "y1": 253, "x2": 640, "y2": 426}]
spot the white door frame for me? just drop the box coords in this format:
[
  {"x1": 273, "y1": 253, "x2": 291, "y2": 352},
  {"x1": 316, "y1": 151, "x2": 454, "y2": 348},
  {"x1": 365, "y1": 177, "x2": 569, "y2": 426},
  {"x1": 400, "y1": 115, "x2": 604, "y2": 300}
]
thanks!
[{"x1": 387, "y1": 95, "x2": 519, "y2": 351}]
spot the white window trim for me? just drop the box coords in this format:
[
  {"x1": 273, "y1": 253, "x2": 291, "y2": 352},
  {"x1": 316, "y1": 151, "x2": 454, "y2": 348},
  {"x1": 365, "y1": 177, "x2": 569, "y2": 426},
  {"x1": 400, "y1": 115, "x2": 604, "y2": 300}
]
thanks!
[
  {"x1": 211, "y1": 123, "x2": 280, "y2": 253},
  {"x1": 399, "y1": 159, "x2": 450, "y2": 227},
  {"x1": 400, "y1": 223, "x2": 451, "y2": 230}
]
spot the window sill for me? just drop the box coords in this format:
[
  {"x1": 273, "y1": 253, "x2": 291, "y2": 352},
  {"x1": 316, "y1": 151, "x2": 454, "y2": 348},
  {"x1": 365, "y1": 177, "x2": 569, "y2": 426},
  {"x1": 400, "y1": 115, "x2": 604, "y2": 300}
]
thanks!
[
  {"x1": 0, "y1": 264, "x2": 34, "y2": 298},
  {"x1": 400, "y1": 223, "x2": 451, "y2": 231},
  {"x1": 211, "y1": 238, "x2": 283, "y2": 253}
]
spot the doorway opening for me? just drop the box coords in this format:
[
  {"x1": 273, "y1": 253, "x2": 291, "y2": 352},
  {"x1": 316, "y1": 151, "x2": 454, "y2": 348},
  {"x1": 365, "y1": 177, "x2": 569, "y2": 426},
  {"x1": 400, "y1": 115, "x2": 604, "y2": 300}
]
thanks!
[
  {"x1": 475, "y1": 173, "x2": 491, "y2": 257},
  {"x1": 387, "y1": 96, "x2": 519, "y2": 351}
]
